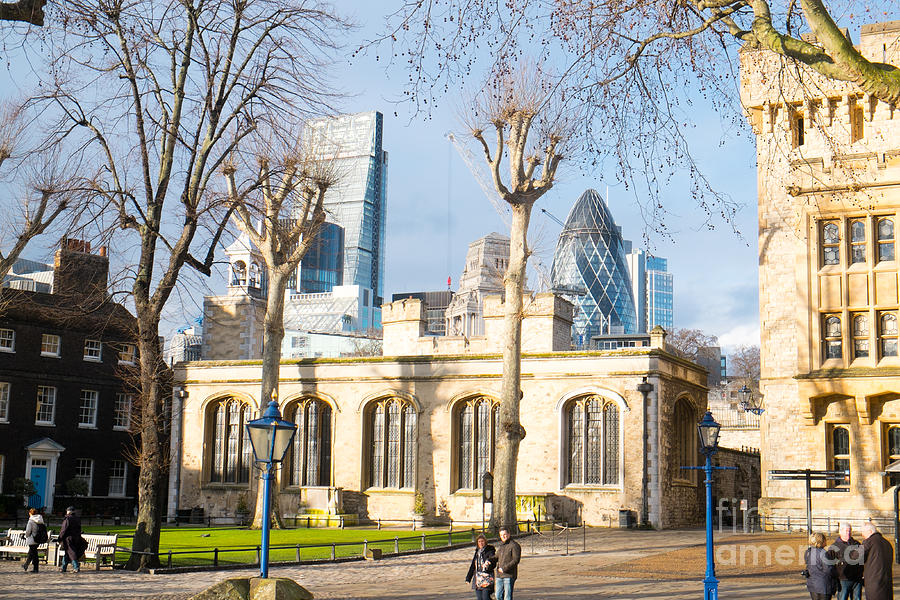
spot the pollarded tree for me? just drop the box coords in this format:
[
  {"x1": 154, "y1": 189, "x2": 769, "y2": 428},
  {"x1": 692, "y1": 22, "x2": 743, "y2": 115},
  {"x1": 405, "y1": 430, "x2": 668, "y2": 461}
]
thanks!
[
  {"x1": 465, "y1": 66, "x2": 567, "y2": 529},
  {"x1": 223, "y1": 139, "x2": 338, "y2": 529},
  {"x1": 33, "y1": 0, "x2": 348, "y2": 569}
]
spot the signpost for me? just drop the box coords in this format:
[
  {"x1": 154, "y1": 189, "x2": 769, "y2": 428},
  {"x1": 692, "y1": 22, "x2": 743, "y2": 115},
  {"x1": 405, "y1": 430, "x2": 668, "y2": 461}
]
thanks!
[{"x1": 767, "y1": 469, "x2": 849, "y2": 533}]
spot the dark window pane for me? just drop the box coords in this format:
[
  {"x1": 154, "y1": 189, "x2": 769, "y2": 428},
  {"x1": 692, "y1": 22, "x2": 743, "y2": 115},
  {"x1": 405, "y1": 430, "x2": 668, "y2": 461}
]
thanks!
[
  {"x1": 371, "y1": 405, "x2": 384, "y2": 487},
  {"x1": 854, "y1": 340, "x2": 869, "y2": 358},
  {"x1": 568, "y1": 403, "x2": 583, "y2": 484},
  {"x1": 459, "y1": 404, "x2": 473, "y2": 489},
  {"x1": 402, "y1": 406, "x2": 416, "y2": 489},
  {"x1": 586, "y1": 400, "x2": 602, "y2": 484},
  {"x1": 879, "y1": 242, "x2": 895, "y2": 262},
  {"x1": 833, "y1": 428, "x2": 850, "y2": 455},
  {"x1": 878, "y1": 218, "x2": 894, "y2": 241},
  {"x1": 889, "y1": 427, "x2": 900, "y2": 455},
  {"x1": 826, "y1": 341, "x2": 843, "y2": 359},
  {"x1": 387, "y1": 402, "x2": 400, "y2": 487},
  {"x1": 823, "y1": 223, "x2": 839, "y2": 244},
  {"x1": 603, "y1": 403, "x2": 619, "y2": 485},
  {"x1": 851, "y1": 220, "x2": 866, "y2": 242}
]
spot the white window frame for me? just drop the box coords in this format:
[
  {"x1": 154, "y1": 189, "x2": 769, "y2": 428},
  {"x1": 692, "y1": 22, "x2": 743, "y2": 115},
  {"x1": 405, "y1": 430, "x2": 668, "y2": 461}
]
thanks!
[
  {"x1": 78, "y1": 390, "x2": 99, "y2": 428},
  {"x1": 40, "y1": 334, "x2": 61, "y2": 357},
  {"x1": 113, "y1": 393, "x2": 132, "y2": 430},
  {"x1": 74, "y1": 458, "x2": 94, "y2": 496},
  {"x1": 118, "y1": 344, "x2": 136, "y2": 365},
  {"x1": 0, "y1": 328, "x2": 14, "y2": 352},
  {"x1": 108, "y1": 460, "x2": 127, "y2": 496},
  {"x1": 35, "y1": 386, "x2": 56, "y2": 425},
  {"x1": 83, "y1": 339, "x2": 102, "y2": 362},
  {"x1": 0, "y1": 382, "x2": 8, "y2": 423}
]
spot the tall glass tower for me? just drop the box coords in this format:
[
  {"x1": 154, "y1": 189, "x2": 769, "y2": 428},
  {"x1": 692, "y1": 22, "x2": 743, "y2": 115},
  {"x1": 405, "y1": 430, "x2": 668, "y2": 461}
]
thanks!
[
  {"x1": 305, "y1": 112, "x2": 387, "y2": 313},
  {"x1": 646, "y1": 256, "x2": 674, "y2": 330},
  {"x1": 551, "y1": 189, "x2": 638, "y2": 346},
  {"x1": 299, "y1": 222, "x2": 344, "y2": 293}
]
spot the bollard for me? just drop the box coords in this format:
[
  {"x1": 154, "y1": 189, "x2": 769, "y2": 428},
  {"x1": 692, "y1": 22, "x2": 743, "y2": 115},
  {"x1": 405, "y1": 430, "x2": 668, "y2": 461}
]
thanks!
[
  {"x1": 394, "y1": 537, "x2": 399, "y2": 554},
  {"x1": 412, "y1": 518, "x2": 417, "y2": 531},
  {"x1": 214, "y1": 548, "x2": 219, "y2": 567},
  {"x1": 307, "y1": 516, "x2": 311, "y2": 529},
  {"x1": 448, "y1": 530, "x2": 452, "y2": 546},
  {"x1": 296, "y1": 544, "x2": 301, "y2": 563},
  {"x1": 340, "y1": 515, "x2": 345, "y2": 529},
  {"x1": 331, "y1": 544, "x2": 336, "y2": 560},
  {"x1": 363, "y1": 540, "x2": 368, "y2": 557},
  {"x1": 471, "y1": 528, "x2": 476, "y2": 542},
  {"x1": 378, "y1": 518, "x2": 382, "y2": 530},
  {"x1": 168, "y1": 550, "x2": 173, "y2": 568},
  {"x1": 421, "y1": 533, "x2": 426, "y2": 551}
]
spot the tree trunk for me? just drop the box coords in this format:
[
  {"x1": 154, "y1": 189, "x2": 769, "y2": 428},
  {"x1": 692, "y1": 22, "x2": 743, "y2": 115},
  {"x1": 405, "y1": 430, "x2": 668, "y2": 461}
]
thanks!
[
  {"x1": 251, "y1": 269, "x2": 289, "y2": 530},
  {"x1": 491, "y1": 203, "x2": 532, "y2": 530},
  {"x1": 126, "y1": 318, "x2": 164, "y2": 570}
]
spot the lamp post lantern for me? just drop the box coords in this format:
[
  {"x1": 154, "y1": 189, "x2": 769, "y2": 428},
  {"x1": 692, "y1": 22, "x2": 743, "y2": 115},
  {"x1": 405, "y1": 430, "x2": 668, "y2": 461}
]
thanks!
[
  {"x1": 245, "y1": 392, "x2": 297, "y2": 579},
  {"x1": 698, "y1": 410, "x2": 722, "y2": 600},
  {"x1": 738, "y1": 384, "x2": 764, "y2": 415}
]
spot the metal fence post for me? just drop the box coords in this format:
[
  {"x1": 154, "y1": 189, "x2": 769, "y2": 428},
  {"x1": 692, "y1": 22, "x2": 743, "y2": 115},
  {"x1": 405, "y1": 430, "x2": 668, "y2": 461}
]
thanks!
[
  {"x1": 421, "y1": 533, "x2": 426, "y2": 551},
  {"x1": 331, "y1": 544, "x2": 336, "y2": 560},
  {"x1": 363, "y1": 540, "x2": 368, "y2": 557},
  {"x1": 448, "y1": 530, "x2": 452, "y2": 546},
  {"x1": 296, "y1": 544, "x2": 301, "y2": 563},
  {"x1": 168, "y1": 550, "x2": 172, "y2": 568},
  {"x1": 583, "y1": 523, "x2": 586, "y2": 553},
  {"x1": 394, "y1": 537, "x2": 399, "y2": 554},
  {"x1": 565, "y1": 527, "x2": 569, "y2": 556}
]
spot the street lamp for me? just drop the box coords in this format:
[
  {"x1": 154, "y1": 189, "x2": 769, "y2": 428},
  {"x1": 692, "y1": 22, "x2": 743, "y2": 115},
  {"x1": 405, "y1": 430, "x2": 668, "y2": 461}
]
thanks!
[
  {"x1": 245, "y1": 392, "x2": 297, "y2": 579},
  {"x1": 698, "y1": 410, "x2": 722, "y2": 600},
  {"x1": 738, "y1": 385, "x2": 764, "y2": 415},
  {"x1": 637, "y1": 377, "x2": 654, "y2": 527}
]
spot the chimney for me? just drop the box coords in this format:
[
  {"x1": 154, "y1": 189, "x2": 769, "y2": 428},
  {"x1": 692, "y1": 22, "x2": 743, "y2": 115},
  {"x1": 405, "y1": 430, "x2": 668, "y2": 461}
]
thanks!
[{"x1": 53, "y1": 238, "x2": 109, "y2": 304}]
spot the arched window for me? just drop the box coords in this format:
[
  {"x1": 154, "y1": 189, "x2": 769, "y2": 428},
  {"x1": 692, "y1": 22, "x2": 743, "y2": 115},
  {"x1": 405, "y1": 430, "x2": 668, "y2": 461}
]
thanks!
[
  {"x1": 455, "y1": 396, "x2": 499, "y2": 490},
  {"x1": 821, "y1": 221, "x2": 840, "y2": 266},
  {"x1": 849, "y1": 219, "x2": 866, "y2": 264},
  {"x1": 565, "y1": 395, "x2": 619, "y2": 486},
  {"x1": 824, "y1": 315, "x2": 842, "y2": 360},
  {"x1": 880, "y1": 312, "x2": 899, "y2": 358},
  {"x1": 287, "y1": 399, "x2": 333, "y2": 487},
  {"x1": 673, "y1": 399, "x2": 697, "y2": 483},
  {"x1": 852, "y1": 313, "x2": 869, "y2": 359},
  {"x1": 877, "y1": 218, "x2": 895, "y2": 262},
  {"x1": 231, "y1": 261, "x2": 247, "y2": 286},
  {"x1": 886, "y1": 425, "x2": 900, "y2": 488},
  {"x1": 830, "y1": 426, "x2": 850, "y2": 488},
  {"x1": 249, "y1": 262, "x2": 261, "y2": 288},
  {"x1": 208, "y1": 398, "x2": 253, "y2": 484},
  {"x1": 366, "y1": 398, "x2": 416, "y2": 489}
]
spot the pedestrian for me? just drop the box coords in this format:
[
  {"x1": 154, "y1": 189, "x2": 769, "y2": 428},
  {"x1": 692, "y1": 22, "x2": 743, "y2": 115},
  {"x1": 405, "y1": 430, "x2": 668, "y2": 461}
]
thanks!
[
  {"x1": 804, "y1": 532, "x2": 838, "y2": 600},
  {"x1": 58, "y1": 506, "x2": 87, "y2": 573},
  {"x1": 830, "y1": 523, "x2": 863, "y2": 600},
  {"x1": 465, "y1": 533, "x2": 496, "y2": 600},
  {"x1": 861, "y1": 521, "x2": 894, "y2": 600},
  {"x1": 493, "y1": 526, "x2": 521, "y2": 600},
  {"x1": 22, "y1": 508, "x2": 47, "y2": 573}
]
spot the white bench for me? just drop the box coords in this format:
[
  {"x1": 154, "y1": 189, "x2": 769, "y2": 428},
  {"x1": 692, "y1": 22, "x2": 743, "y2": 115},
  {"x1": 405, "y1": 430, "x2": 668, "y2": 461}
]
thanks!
[
  {"x1": 1, "y1": 528, "x2": 53, "y2": 562},
  {"x1": 54, "y1": 533, "x2": 119, "y2": 570}
]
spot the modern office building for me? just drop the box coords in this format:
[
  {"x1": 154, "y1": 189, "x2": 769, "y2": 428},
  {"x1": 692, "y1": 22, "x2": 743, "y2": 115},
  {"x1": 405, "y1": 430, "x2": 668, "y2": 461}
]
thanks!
[
  {"x1": 297, "y1": 222, "x2": 344, "y2": 294},
  {"x1": 2, "y1": 258, "x2": 54, "y2": 293},
  {"x1": 646, "y1": 256, "x2": 674, "y2": 331},
  {"x1": 625, "y1": 246, "x2": 647, "y2": 333},
  {"x1": 304, "y1": 111, "x2": 387, "y2": 319},
  {"x1": 551, "y1": 189, "x2": 638, "y2": 346}
]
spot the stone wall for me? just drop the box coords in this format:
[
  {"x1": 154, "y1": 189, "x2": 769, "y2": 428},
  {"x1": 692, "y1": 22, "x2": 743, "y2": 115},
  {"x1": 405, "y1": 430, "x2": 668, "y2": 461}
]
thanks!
[{"x1": 202, "y1": 294, "x2": 265, "y2": 360}]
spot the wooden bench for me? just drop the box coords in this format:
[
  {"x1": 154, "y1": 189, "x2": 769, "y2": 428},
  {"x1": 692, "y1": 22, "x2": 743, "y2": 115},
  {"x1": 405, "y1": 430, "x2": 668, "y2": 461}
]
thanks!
[
  {"x1": 53, "y1": 533, "x2": 119, "y2": 570},
  {"x1": 1, "y1": 528, "x2": 53, "y2": 562}
]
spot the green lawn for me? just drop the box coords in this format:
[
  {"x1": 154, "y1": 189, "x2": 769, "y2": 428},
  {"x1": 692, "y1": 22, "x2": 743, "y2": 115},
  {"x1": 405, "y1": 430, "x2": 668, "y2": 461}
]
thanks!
[{"x1": 81, "y1": 525, "x2": 482, "y2": 568}]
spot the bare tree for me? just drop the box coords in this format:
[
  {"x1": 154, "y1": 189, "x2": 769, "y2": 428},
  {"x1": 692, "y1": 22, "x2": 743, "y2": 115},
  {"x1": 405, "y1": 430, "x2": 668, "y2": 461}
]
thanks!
[
  {"x1": 729, "y1": 344, "x2": 761, "y2": 387},
  {"x1": 33, "y1": 0, "x2": 348, "y2": 569},
  {"x1": 0, "y1": 0, "x2": 43, "y2": 25},
  {"x1": 666, "y1": 328, "x2": 720, "y2": 362},
  {"x1": 464, "y1": 65, "x2": 566, "y2": 528},
  {"x1": 224, "y1": 138, "x2": 338, "y2": 529}
]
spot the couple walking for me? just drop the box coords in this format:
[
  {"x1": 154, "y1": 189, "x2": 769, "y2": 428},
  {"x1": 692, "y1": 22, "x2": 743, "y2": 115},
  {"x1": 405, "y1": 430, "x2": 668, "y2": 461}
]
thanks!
[
  {"x1": 465, "y1": 526, "x2": 522, "y2": 600},
  {"x1": 805, "y1": 522, "x2": 894, "y2": 600}
]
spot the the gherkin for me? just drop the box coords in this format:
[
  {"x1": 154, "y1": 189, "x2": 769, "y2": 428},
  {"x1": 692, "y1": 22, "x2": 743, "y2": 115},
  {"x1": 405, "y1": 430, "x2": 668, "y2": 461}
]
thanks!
[{"x1": 551, "y1": 189, "x2": 637, "y2": 346}]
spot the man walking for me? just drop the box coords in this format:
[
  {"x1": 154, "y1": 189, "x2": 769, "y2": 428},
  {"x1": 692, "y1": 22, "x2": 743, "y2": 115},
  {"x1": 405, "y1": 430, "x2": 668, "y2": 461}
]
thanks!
[
  {"x1": 831, "y1": 523, "x2": 863, "y2": 600},
  {"x1": 493, "y1": 526, "x2": 521, "y2": 600},
  {"x1": 861, "y1": 521, "x2": 894, "y2": 600}
]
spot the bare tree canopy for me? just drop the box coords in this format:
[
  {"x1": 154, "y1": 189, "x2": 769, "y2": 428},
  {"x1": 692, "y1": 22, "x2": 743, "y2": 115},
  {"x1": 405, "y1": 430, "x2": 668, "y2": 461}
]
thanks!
[
  {"x1": 729, "y1": 344, "x2": 761, "y2": 383},
  {"x1": 26, "y1": 0, "x2": 349, "y2": 569},
  {"x1": 0, "y1": 0, "x2": 43, "y2": 25},
  {"x1": 372, "y1": 1, "x2": 899, "y2": 231},
  {"x1": 666, "y1": 328, "x2": 719, "y2": 361}
]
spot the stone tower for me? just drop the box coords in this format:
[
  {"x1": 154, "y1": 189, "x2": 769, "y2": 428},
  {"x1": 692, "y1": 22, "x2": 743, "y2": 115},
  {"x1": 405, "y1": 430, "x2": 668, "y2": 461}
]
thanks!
[{"x1": 742, "y1": 22, "x2": 900, "y2": 523}]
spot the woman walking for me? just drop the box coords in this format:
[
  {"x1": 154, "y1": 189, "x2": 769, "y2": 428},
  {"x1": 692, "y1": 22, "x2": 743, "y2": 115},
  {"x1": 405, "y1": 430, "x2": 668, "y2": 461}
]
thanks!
[
  {"x1": 22, "y1": 508, "x2": 46, "y2": 573},
  {"x1": 465, "y1": 534, "x2": 496, "y2": 600},
  {"x1": 805, "y1": 532, "x2": 838, "y2": 600},
  {"x1": 58, "y1": 506, "x2": 86, "y2": 573}
]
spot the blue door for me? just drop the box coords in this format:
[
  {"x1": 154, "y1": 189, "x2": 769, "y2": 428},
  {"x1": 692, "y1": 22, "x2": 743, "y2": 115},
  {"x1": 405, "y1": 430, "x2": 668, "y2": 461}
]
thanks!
[{"x1": 29, "y1": 467, "x2": 47, "y2": 509}]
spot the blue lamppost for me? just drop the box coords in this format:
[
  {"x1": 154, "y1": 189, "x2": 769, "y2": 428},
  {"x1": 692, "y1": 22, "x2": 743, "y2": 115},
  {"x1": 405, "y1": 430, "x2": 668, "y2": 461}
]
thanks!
[
  {"x1": 697, "y1": 411, "x2": 722, "y2": 600},
  {"x1": 245, "y1": 392, "x2": 297, "y2": 579}
]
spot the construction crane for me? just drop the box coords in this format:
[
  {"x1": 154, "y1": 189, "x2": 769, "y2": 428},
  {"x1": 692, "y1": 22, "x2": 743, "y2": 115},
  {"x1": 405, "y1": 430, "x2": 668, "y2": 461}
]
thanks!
[{"x1": 446, "y1": 132, "x2": 510, "y2": 226}]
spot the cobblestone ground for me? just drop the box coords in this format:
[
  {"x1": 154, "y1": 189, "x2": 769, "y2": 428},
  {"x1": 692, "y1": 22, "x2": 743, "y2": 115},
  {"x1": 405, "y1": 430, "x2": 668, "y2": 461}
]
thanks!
[{"x1": 1, "y1": 529, "x2": 897, "y2": 600}]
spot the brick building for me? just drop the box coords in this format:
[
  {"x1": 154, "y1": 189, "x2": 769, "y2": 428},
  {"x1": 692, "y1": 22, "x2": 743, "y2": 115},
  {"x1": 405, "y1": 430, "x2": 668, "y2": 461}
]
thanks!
[
  {"x1": 743, "y1": 21, "x2": 900, "y2": 525},
  {"x1": 0, "y1": 240, "x2": 139, "y2": 516}
]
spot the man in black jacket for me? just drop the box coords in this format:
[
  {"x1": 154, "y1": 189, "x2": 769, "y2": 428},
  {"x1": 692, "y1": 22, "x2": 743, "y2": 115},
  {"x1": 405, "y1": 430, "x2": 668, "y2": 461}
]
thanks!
[
  {"x1": 830, "y1": 522, "x2": 863, "y2": 600},
  {"x1": 861, "y1": 521, "x2": 894, "y2": 600},
  {"x1": 493, "y1": 526, "x2": 521, "y2": 600}
]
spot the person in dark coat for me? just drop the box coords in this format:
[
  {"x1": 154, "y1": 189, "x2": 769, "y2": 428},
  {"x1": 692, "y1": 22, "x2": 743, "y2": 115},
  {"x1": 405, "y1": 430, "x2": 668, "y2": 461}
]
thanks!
[
  {"x1": 861, "y1": 521, "x2": 894, "y2": 600},
  {"x1": 830, "y1": 522, "x2": 863, "y2": 600},
  {"x1": 805, "y1": 532, "x2": 838, "y2": 600},
  {"x1": 58, "y1": 506, "x2": 86, "y2": 573},
  {"x1": 22, "y1": 507, "x2": 45, "y2": 573},
  {"x1": 492, "y1": 526, "x2": 521, "y2": 600},
  {"x1": 465, "y1": 534, "x2": 496, "y2": 600}
]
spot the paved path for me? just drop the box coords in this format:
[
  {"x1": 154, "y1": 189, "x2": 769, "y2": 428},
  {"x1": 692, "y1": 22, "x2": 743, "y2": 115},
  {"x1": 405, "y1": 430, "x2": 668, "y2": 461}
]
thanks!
[{"x1": 0, "y1": 529, "x2": 893, "y2": 599}]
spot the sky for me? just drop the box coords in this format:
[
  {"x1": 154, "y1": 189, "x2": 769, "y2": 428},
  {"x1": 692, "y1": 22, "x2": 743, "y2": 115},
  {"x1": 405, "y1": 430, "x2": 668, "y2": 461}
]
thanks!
[{"x1": 0, "y1": 3, "x2": 763, "y2": 353}]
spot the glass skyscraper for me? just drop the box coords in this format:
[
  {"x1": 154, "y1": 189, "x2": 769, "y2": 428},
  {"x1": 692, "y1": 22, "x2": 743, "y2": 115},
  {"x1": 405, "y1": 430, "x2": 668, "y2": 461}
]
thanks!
[
  {"x1": 646, "y1": 256, "x2": 674, "y2": 331},
  {"x1": 299, "y1": 222, "x2": 344, "y2": 293},
  {"x1": 551, "y1": 189, "x2": 638, "y2": 346},
  {"x1": 305, "y1": 111, "x2": 387, "y2": 313}
]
